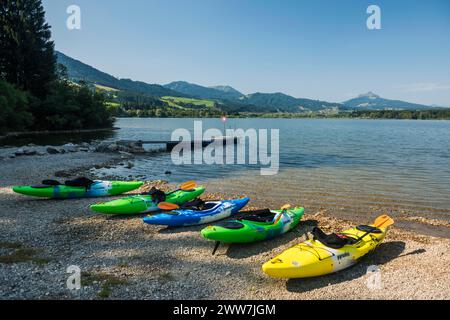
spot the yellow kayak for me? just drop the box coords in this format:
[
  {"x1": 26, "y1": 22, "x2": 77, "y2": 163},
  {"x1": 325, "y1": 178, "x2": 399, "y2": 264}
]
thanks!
[{"x1": 262, "y1": 215, "x2": 394, "y2": 278}]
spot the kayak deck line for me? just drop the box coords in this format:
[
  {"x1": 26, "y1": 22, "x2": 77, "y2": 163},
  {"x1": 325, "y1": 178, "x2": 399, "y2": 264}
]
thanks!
[{"x1": 117, "y1": 136, "x2": 239, "y2": 152}]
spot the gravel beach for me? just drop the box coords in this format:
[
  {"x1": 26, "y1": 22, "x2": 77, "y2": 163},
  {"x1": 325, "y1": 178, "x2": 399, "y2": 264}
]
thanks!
[{"x1": 0, "y1": 149, "x2": 449, "y2": 300}]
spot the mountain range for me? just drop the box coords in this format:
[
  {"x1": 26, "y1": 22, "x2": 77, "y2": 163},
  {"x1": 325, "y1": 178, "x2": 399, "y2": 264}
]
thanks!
[
  {"x1": 343, "y1": 92, "x2": 432, "y2": 111},
  {"x1": 56, "y1": 51, "x2": 435, "y2": 112}
]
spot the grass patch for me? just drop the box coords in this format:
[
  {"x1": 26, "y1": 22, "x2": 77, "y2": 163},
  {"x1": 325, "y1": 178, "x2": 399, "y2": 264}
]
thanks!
[
  {"x1": 161, "y1": 96, "x2": 216, "y2": 108},
  {"x1": 95, "y1": 84, "x2": 120, "y2": 92},
  {"x1": 82, "y1": 272, "x2": 128, "y2": 298},
  {"x1": 0, "y1": 241, "x2": 23, "y2": 249},
  {"x1": 0, "y1": 243, "x2": 51, "y2": 265},
  {"x1": 158, "y1": 271, "x2": 175, "y2": 284},
  {"x1": 117, "y1": 260, "x2": 130, "y2": 268}
]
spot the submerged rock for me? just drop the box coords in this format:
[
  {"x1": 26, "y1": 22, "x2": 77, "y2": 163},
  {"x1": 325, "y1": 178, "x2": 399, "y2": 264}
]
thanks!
[
  {"x1": 62, "y1": 143, "x2": 78, "y2": 153},
  {"x1": 46, "y1": 147, "x2": 60, "y2": 154}
]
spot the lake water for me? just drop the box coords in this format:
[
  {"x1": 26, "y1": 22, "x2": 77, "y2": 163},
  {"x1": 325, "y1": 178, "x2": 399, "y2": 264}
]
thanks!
[
  {"x1": 4, "y1": 117, "x2": 449, "y2": 223},
  {"x1": 92, "y1": 118, "x2": 450, "y2": 223}
]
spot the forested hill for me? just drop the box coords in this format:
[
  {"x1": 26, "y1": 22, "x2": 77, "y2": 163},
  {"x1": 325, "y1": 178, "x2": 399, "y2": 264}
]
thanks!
[
  {"x1": 56, "y1": 51, "x2": 443, "y2": 114},
  {"x1": 56, "y1": 51, "x2": 185, "y2": 98}
]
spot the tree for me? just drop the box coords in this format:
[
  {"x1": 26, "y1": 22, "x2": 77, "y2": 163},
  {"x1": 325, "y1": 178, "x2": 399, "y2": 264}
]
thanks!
[
  {"x1": 0, "y1": 0, "x2": 56, "y2": 99},
  {"x1": 0, "y1": 80, "x2": 34, "y2": 133}
]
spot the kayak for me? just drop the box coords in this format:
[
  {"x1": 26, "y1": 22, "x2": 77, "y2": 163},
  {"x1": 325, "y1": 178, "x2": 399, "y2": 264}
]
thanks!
[
  {"x1": 201, "y1": 207, "x2": 304, "y2": 243},
  {"x1": 90, "y1": 187, "x2": 206, "y2": 215},
  {"x1": 13, "y1": 180, "x2": 143, "y2": 199},
  {"x1": 262, "y1": 215, "x2": 394, "y2": 278},
  {"x1": 143, "y1": 198, "x2": 250, "y2": 227}
]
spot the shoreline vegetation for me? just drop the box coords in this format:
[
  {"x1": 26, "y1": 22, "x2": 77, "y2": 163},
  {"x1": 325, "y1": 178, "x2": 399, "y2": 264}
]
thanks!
[
  {"x1": 0, "y1": 127, "x2": 119, "y2": 141},
  {"x1": 2, "y1": 110, "x2": 448, "y2": 139}
]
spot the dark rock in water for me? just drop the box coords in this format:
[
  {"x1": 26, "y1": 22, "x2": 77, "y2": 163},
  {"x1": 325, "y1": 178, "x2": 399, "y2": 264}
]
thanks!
[
  {"x1": 107, "y1": 144, "x2": 119, "y2": 152},
  {"x1": 14, "y1": 149, "x2": 25, "y2": 156},
  {"x1": 14, "y1": 148, "x2": 36, "y2": 156},
  {"x1": 24, "y1": 150, "x2": 37, "y2": 156},
  {"x1": 62, "y1": 143, "x2": 78, "y2": 152},
  {"x1": 95, "y1": 140, "x2": 146, "y2": 154},
  {"x1": 126, "y1": 161, "x2": 135, "y2": 169},
  {"x1": 165, "y1": 171, "x2": 172, "y2": 175},
  {"x1": 95, "y1": 142, "x2": 111, "y2": 153},
  {"x1": 47, "y1": 147, "x2": 60, "y2": 154}
]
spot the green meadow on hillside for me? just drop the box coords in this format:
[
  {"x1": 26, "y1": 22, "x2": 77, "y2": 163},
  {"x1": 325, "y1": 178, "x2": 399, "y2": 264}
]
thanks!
[{"x1": 161, "y1": 96, "x2": 217, "y2": 109}]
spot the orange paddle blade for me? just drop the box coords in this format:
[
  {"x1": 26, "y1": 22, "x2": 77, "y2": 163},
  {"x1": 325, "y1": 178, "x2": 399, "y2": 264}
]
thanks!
[
  {"x1": 374, "y1": 215, "x2": 394, "y2": 229},
  {"x1": 273, "y1": 213, "x2": 283, "y2": 224},
  {"x1": 157, "y1": 202, "x2": 180, "y2": 211},
  {"x1": 180, "y1": 181, "x2": 197, "y2": 191},
  {"x1": 280, "y1": 204, "x2": 291, "y2": 211}
]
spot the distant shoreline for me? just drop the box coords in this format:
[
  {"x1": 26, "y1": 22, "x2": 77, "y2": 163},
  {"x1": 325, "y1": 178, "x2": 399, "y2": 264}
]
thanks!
[{"x1": 0, "y1": 127, "x2": 119, "y2": 141}]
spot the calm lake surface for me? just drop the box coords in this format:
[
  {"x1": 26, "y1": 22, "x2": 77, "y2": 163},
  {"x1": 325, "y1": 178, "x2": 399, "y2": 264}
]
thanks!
[
  {"x1": 4, "y1": 118, "x2": 449, "y2": 222},
  {"x1": 93, "y1": 118, "x2": 450, "y2": 222}
]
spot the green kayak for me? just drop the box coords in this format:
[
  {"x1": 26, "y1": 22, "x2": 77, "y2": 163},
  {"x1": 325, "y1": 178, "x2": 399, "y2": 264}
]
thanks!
[
  {"x1": 201, "y1": 206, "x2": 304, "y2": 243},
  {"x1": 13, "y1": 180, "x2": 143, "y2": 199},
  {"x1": 90, "y1": 186, "x2": 206, "y2": 215}
]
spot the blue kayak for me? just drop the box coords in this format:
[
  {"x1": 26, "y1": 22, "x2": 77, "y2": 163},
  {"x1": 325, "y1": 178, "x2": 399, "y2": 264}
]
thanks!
[{"x1": 143, "y1": 198, "x2": 250, "y2": 227}]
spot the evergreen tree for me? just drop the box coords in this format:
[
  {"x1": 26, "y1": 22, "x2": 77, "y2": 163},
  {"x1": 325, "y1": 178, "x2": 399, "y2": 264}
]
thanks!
[{"x1": 0, "y1": 0, "x2": 56, "y2": 99}]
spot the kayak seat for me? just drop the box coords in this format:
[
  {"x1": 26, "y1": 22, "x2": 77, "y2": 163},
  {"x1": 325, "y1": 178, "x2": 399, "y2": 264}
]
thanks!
[
  {"x1": 312, "y1": 227, "x2": 357, "y2": 249},
  {"x1": 240, "y1": 209, "x2": 275, "y2": 223},
  {"x1": 65, "y1": 177, "x2": 95, "y2": 189},
  {"x1": 180, "y1": 198, "x2": 207, "y2": 211},
  {"x1": 42, "y1": 179, "x2": 62, "y2": 186},
  {"x1": 201, "y1": 202, "x2": 219, "y2": 210},
  {"x1": 216, "y1": 221, "x2": 245, "y2": 230},
  {"x1": 356, "y1": 225, "x2": 382, "y2": 233},
  {"x1": 145, "y1": 187, "x2": 166, "y2": 203},
  {"x1": 32, "y1": 185, "x2": 56, "y2": 189}
]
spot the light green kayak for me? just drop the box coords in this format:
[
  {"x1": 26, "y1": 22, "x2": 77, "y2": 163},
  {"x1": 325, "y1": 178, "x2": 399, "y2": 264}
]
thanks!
[
  {"x1": 13, "y1": 180, "x2": 143, "y2": 199},
  {"x1": 90, "y1": 186, "x2": 206, "y2": 215},
  {"x1": 201, "y1": 207, "x2": 304, "y2": 243}
]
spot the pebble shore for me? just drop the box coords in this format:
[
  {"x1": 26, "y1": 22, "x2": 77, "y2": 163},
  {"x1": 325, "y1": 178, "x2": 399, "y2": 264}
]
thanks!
[{"x1": 0, "y1": 147, "x2": 449, "y2": 300}]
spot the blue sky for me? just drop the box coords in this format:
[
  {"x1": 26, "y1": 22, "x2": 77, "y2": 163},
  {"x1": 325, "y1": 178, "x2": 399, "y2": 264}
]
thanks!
[{"x1": 42, "y1": 0, "x2": 450, "y2": 106}]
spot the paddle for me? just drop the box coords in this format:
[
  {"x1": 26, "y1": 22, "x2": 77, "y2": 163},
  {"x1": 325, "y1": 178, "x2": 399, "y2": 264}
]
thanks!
[
  {"x1": 273, "y1": 204, "x2": 291, "y2": 224},
  {"x1": 157, "y1": 202, "x2": 180, "y2": 211},
  {"x1": 165, "y1": 181, "x2": 197, "y2": 196},
  {"x1": 355, "y1": 214, "x2": 394, "y2": 243},
  {"x1": 155, "y1": 181, "x2": 198, "y2": 210}
]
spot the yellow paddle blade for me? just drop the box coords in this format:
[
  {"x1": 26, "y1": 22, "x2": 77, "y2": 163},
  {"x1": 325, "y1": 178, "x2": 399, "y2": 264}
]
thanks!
[
  {"x1": 157, "y1": 202, "x2": 180, "y2": 211},
  {"x1": 180, "y1": 181, "x2": 197, "y2": 191},
  {"x1": 280, "y1": 204, "x2": 291, "y2": 211},
  {"x1": 374, "y1": 215, "x2": 394, "y2": 229}
]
